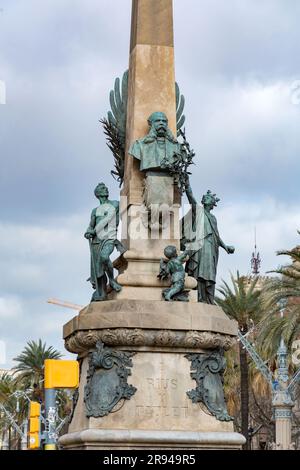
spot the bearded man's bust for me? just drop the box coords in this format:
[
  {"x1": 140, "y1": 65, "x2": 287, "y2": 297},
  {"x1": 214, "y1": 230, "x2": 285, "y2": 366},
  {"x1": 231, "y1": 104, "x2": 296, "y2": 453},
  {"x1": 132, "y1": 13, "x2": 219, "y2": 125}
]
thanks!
[{"x1": 129, "y1": 111, "x2": 181, "y2": 172}]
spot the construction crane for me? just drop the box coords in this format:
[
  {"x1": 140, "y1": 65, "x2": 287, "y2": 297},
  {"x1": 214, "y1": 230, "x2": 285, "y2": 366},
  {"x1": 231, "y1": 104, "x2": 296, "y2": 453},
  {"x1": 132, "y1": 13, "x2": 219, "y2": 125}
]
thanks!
[
  {"x1": 237, "y1": 330, "x2": 273, "y2": 386},
  {"x1": 47, "y1": 298, "x2": 83, "y2": 311},
  {"x1": 287, "y1": 365, "x2": 300, "y2": 395}
]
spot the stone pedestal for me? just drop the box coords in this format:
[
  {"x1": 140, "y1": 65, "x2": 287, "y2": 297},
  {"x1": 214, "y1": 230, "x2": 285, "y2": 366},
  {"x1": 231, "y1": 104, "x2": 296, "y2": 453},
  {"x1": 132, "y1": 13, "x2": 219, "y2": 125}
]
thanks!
[{"x1": 59, "y1": 301, "x2": 245, "y2": 450}]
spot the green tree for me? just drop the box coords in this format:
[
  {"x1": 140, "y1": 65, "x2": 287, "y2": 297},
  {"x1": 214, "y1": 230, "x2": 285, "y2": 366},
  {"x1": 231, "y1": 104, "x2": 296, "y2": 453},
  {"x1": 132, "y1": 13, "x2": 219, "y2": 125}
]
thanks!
[
  {"x1": 0, "y1": 372, "x2": 15, "y2": 404},
  {"x1": 0, "y1": 372, "x2": 29, "y2": 449},
  {"x1": 12, "y1": 339, "x2": 62, "y2": 402},
  {"x1": 258, "y1": 243, "x2": 300, "y2": 357},
  {"x1": 217, "y1": 272, "x2": 264, "y2": 450},
  {"x1": 1, "y1": 341, "x2": 71, "y2": 449}
]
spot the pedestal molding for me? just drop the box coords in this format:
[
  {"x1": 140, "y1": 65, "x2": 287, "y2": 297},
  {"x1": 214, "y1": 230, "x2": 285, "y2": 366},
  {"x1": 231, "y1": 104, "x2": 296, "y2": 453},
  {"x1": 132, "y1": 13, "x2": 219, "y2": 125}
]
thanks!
[
  {"x1": 59, "y1": 428, "x2": 245, "y2": 449},
  {"x1": 65, "y1": 328, "x2": 235, "y2": 354}
]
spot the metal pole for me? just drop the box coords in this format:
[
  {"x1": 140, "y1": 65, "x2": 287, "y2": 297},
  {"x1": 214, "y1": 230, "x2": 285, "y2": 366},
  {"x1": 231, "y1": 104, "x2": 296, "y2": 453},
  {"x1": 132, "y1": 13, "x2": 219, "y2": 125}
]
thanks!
[
  {"x1": 21, "y1": 420, "x2": 28, "y2": 450},
  {"x1": 2, "y1": 431, "x2": 9, "y2": 450},
  {"x1": 272, "y1": 338, "x2": 294, "y2": 450},
  {"x1": 44, "y1": 388, "x2": 57, "y2": 450}
]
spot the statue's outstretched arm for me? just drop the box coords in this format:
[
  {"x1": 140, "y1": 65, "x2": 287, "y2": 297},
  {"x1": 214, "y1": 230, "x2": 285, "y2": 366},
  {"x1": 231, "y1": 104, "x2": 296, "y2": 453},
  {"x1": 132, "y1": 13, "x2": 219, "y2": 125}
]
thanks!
[
  {"x1": 219, "y1": 238, "x2": 227, "y2": 250},
  {"x1": 185, "y1": 176, "x2": 197, "y2": 207},
  {"x1": 219, "y1": 238, "x2": 235, "y2": 254},
  {"x1": 178, "y1": 250, "x2": 190, "y2": 262}
]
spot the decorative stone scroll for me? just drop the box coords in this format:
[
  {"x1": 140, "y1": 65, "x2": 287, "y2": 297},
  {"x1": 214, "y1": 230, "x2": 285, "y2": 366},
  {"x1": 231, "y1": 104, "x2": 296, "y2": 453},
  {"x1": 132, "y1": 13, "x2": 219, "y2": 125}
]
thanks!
[
  {"x1": 65, "y1": 329, "x2": 235, "y2": 354},
  {"x1": 84, "y1": 341, "x2": 136, "y2": 418},
  {"x1": 186, "y1": 349, "x2": 233, "y2": 422}
]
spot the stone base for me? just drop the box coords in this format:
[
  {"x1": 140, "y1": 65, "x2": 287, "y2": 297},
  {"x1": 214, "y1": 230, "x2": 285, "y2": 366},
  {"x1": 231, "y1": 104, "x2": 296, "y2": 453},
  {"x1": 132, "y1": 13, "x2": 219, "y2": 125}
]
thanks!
[
  {"x1": 59, "y1": 429, "x2": 245, "y2": 450},
  {"x1": 60, "y1": 350, "x2": 245, "y2": 450},
  {"x1": 60, "y1": 301, "x2": 244, "y2": 450},
  {"x1": 109, "y1": 285, "x2": 198, "y2": 302},
  {"x1": 63, "y1": 300, "x2": 237, "y2": 353}
]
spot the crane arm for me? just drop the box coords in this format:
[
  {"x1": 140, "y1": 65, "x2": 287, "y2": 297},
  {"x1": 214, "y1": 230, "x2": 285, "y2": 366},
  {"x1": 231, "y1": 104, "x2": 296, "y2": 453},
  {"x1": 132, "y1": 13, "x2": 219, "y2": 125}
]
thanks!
[
  {"x1": 47, "y1": 298, "x2": 83, "y2": 311},
  {"x1": 237, "y1": 331, "x2": 273, "y2": 386}
]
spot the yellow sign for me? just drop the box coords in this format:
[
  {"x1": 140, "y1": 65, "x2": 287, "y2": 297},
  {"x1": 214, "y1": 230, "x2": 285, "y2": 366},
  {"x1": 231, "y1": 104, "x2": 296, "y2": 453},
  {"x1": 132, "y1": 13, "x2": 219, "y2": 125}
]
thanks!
[
  {"x1": 29, "y1": 416, "x2": 39, "y2": 433},
  {"x1": 29, "y1": 401, "x2": 41, "y2": 417},
  {"x1": 44, "y1": 359, "x2": 79, "y2": 389},
  {"x1": 29, "y1": 433, "x2": 39, "y2": 450},
  {"x1": 28, "y1": 401, "x2": 41, "y2": 449}
]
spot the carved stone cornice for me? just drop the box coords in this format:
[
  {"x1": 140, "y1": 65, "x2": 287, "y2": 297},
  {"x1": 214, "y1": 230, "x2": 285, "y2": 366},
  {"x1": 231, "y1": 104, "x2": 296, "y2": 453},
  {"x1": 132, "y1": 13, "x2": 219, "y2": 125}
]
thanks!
[{"x1": 65, "y1": 328, "x2": 235, "y2": 354}]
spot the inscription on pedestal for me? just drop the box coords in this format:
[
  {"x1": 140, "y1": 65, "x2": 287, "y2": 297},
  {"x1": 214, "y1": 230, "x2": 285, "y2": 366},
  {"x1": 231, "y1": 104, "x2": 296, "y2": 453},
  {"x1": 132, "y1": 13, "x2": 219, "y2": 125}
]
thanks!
[
  {"x1": 136, "y1": 405, "x2": 189, "y2": 419},
  {"x1": 146, "y1": 378, "x2": 178, "y2": 389},
  {"x1": 73, "y1": 351, "x2": 234, "y2": 434}
]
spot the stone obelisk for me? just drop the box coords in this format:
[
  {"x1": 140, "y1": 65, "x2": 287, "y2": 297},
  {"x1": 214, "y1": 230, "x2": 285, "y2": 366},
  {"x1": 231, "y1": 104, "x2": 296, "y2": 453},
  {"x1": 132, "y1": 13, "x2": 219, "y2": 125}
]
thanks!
[
  {"x1": 60, "y1": 0, "x2": 245, "y2": 450},
  {"x1": 114, "y1": 0, "x2": 188, "y2": 302},
  {"x1": 125, "y1": 0, "x2": 177, "y2": 195}
]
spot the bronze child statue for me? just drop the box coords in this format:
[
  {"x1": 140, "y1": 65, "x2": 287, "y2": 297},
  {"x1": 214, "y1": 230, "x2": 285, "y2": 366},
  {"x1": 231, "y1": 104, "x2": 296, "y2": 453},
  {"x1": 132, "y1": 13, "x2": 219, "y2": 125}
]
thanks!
[{"x1": 158, "y1": 245, "x2": 190, "y2": 302}]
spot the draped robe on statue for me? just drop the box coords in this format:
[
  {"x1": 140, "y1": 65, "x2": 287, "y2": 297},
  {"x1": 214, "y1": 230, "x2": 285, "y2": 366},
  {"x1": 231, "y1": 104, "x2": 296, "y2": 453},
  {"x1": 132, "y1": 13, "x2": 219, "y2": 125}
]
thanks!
[
  {"x1": 182, "y1": 204, "x2": 221, "y2": 285},
  {"x1": 87, "y1": 201, "x2": 123, "y2": 288}
]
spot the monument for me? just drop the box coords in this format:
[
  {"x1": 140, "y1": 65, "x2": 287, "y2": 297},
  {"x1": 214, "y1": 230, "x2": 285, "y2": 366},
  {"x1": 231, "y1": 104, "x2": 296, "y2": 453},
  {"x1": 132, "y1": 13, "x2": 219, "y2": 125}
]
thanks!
[{"x1": 60, "y1": 0, "x2": 245, "y2": 450}]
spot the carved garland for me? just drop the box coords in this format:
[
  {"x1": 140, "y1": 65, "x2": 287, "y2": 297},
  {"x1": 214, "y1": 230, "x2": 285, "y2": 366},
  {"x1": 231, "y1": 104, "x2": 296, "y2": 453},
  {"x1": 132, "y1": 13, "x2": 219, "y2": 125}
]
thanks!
[{"x1": 65, "y1": 329, "x2": 235, "y2": 354}]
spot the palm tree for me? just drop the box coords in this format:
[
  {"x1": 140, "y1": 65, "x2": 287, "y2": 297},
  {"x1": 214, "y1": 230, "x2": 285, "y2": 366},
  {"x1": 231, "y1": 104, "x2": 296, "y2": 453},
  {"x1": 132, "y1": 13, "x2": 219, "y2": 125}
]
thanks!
[
  {"x1": 223, "y1": 347, "x2": 240, "y2": 417},
  {"x1": 12, "y1": 339, "x2": 62, "y2": 402},
  {"x1": 0, "y1": 372, "x2": 29, "y2": 449},
  {"x1": 217, "y1": 272, "x2": 265, "y2": 450},
  {"x1": 258, "y1": 243, "x2": 300, "y2": 357},
  {"x1": 0, "y1": 372, "x2": 15, "y2": 404},
  {"x1": 1, "y1": 341, "x2": 68, "y2": 449}
]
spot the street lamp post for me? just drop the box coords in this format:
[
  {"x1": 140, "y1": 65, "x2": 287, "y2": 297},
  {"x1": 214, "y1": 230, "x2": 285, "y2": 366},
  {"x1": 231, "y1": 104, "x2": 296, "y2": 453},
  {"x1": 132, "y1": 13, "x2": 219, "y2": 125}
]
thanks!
[
  {"x1": 238, "y1": 330, "x2": 299, "y2": 450},
  {"x1": 272, "y1": 339, "x2": 295, "y2": 450}
]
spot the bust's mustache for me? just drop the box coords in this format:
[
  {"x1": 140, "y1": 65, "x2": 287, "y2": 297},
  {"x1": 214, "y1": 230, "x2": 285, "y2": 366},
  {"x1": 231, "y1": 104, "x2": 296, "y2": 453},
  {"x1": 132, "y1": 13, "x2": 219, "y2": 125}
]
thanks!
[{"x1": 142, "y1": 124, "x2": 177, "y2": 144}]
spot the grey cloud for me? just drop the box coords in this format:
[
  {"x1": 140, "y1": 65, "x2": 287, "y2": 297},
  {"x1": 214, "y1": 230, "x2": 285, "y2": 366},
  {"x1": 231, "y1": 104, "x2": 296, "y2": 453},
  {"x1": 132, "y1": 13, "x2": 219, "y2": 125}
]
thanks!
[{"x1": 174, "y1": 0, "x2": 300, "y2": 80}]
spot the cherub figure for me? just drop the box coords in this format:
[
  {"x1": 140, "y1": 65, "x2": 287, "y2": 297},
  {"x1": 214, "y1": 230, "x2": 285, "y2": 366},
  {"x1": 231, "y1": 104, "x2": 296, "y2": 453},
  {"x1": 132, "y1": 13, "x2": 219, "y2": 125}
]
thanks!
[{"x1": 158, "y1": 245, "x2": 190, "y2": 301}]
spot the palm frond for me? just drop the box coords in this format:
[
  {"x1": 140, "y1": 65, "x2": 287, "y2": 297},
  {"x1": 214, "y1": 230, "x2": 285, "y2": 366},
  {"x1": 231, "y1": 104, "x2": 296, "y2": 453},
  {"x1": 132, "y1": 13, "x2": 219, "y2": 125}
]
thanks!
[
  {"x1": 101, "y1": 70, "x2": 128, "y2": 186},
  {"x1": 175, "y1": 82, "x2": 185, "y2": 136}
]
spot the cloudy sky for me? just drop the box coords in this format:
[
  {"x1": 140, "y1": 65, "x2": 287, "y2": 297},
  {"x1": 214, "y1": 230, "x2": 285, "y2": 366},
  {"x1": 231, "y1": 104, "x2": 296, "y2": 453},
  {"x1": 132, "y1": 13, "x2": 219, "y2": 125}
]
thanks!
[{"x1": 0, "y1": 0, "x2": 300, "y2": 367}]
